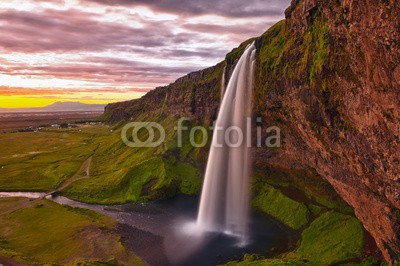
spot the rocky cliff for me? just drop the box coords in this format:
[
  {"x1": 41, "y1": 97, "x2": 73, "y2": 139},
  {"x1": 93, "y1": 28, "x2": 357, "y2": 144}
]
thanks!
[{"x1": 104, "y1": 0, "x2": 399, "y2": 262}]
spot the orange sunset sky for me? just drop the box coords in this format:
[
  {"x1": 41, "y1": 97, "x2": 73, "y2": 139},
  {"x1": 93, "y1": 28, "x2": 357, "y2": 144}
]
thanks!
[{"x1": 0, "y1": 0, "x2": 289, "y2": 108}]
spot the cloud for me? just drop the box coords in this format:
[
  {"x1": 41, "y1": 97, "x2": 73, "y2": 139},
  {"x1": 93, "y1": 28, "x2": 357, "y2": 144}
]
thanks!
[
  {"x1": 0, "y1": 1, "x2": 290, "y2": 54},
  {"x1": 84, "y1": 0, "x2": 290, "y2": 18},
  {"x1": 0, "y1": 0, "x2": 291, "y2": 105},
  {"x1": 0, "y1": 86, "x2": 152, "y2": 96},
  {"x1": 0, "y1": 9, "x2": 175, "y2": 53},
  {"x1": 1, "y1": 56, "x2": 198, "y2": 85}
]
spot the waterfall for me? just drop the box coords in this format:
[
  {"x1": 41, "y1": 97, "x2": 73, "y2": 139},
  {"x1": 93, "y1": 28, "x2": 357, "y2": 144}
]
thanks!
[
  {"x1": 197, "y1": 43, "x2": 256, "y2": 244},
  {"x1": 220, "y1": 65, "x2": 226, "y2": 102}
]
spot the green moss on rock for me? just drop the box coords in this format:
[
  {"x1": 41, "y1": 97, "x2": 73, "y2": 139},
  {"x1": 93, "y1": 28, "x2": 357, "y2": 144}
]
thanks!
[
  {"x1": 288, "y1": 211, "x2": 364, "y2": 265},
  {"x1": 253, "y1": 183, "x2": 310, "y2": 230}
]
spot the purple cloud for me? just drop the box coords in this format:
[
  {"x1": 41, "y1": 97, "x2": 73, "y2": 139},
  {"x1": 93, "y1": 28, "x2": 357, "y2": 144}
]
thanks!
[{"x1": 0, "y1": 0, "x2": 290, "y2": 100}]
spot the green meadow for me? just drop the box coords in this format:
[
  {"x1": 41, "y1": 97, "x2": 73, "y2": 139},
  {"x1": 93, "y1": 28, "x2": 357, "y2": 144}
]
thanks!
[
  {"x1": 0, "y1": 120, "x2": 202, "y2": 200},
  {"x1": 0, "y1": 128, "x2": 101, "y2": 191},
  {"x1": 61, "y1": 116, "x2": 204, "y2": 204},
  {"x1": 0, "y1": 197, "x2": 143, "y2": 265},
  {"x1": 0, "y1": 122, "x2": 377, "y2": 265}
]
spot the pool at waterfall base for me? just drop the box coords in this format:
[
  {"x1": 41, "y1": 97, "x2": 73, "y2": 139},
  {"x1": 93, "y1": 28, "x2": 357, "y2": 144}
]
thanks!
[
  {"x1": 0, "y1": 192, "x2": 297, "y2": 266},
  {"x1": 56, "y1": 195, "x2": 296, "y2": 265}
]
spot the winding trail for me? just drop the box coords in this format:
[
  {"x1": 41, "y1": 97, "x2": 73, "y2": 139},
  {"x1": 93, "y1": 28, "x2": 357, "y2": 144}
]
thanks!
[
  {"x1": 52, "y1": 155, "x2": 92, "y2": 193},
  {"x1": 0, "y1": 147, "x2": 96, "y2": 216},
  {"x1": 46, "y1": 144, "x2": 99, "y2": 196}
]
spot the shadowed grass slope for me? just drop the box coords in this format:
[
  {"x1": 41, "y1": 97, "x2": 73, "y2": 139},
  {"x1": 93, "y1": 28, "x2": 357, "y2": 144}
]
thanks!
[
  {"x1": 0, "y1": 198, "x2": 143, "y2": 265},
  {"x1": 61, "y1": 116, "x2": 205, "y2": 204},
  {"x1": 287, "y1": 211, "x2": 364, "y2": 265}
]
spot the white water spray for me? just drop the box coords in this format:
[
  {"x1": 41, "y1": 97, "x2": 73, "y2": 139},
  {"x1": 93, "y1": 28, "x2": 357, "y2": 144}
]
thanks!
[
  {"x1": 197, "y1": 43, "x2": 256, "y2": 244},
  {"x1": 220, "y1": 65, "x2": 226, "y2": 102}
]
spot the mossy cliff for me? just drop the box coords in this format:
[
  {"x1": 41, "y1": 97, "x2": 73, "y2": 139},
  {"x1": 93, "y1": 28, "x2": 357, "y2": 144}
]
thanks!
[
  {"x1": 253, "y1": 0, "x2": 399, "y2": 263},
  {"x1": 103, "y1": 0, "x2": 399, "y2": 262}
]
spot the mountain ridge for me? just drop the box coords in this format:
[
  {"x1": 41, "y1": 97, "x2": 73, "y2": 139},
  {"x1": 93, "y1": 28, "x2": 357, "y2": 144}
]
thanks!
[{"x1": 103, "y1": 0, "x2": 400, "y2": 262}]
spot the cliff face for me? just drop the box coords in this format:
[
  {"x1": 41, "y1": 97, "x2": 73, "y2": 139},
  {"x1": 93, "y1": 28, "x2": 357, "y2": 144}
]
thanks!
[
  {"x1": 257, "y1": 0, "x2": 399, "y2": 262},
  {"x1": 104, "y1": 0, "x2": 400, "y2": 262},
  {"x1": 104, "y1": 62, "x2": 225, "y2": 124}
]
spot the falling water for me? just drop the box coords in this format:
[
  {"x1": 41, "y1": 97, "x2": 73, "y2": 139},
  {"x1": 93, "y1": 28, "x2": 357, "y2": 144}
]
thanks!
[
  {"x1": 197, "y1": 43, "x2": 256, "y2": 244},
  {"x1": 220, "y1": 65, "x2": 226, "y2": 102}
]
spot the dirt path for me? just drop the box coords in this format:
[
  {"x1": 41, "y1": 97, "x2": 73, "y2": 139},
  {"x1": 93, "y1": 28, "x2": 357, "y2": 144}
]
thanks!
[
  {"x1": 55, "y1": 155, "x2": 92, "y2": 192},
  {"x1": 45, "y1": 156, "x2": 92, "y2": 197},
  {"x1": 47, "y1": 144, "x2": 99, "y2": 196}
]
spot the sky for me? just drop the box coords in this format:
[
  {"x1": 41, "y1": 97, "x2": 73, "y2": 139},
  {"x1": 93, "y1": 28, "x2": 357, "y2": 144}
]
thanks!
[{"x1": 0, "y1": 0, "x2": 290, "y2": 108}]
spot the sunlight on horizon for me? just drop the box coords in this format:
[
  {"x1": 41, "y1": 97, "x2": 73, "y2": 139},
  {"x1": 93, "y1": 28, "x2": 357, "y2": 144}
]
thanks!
[{"x1": 0, "y1": 97, "x2": 121, "y2": 108}]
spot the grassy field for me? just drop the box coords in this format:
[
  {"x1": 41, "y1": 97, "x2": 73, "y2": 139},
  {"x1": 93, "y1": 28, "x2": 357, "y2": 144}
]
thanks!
[
  {"x1": 0, "y1": 118, "x2": 202, "y2": 201},
  {"x1": 0, "y1": 130, "x2": 99, "y2": 191},
  {"x1": 0, "y1": 198, "x2": 143, "y2": 265},
  {"x1": 61, "y1": 116, "x2": 203, "y2": 204}
]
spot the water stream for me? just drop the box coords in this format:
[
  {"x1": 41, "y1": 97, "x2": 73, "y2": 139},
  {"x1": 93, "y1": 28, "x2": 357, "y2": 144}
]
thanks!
[
  {"x1": 197, "y1": 43, "x2": 256, "y2": 245},
  {"x1": 0, "y1": 192, "x2": 294, "y2": 265}
]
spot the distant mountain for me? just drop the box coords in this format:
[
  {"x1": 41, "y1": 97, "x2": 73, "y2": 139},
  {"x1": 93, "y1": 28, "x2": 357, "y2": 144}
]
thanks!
[
  {"x1": 0, "y1": 102, "x2": 106, "y2": 113},
  {"x1": 42, "y1": 102, "x2": 106, "y2": 112}
]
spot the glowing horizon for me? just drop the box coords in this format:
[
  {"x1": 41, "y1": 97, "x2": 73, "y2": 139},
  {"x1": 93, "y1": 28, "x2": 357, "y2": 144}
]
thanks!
[{"x1": 0, "y1": 96, "x2": 135, "y2": 109}]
